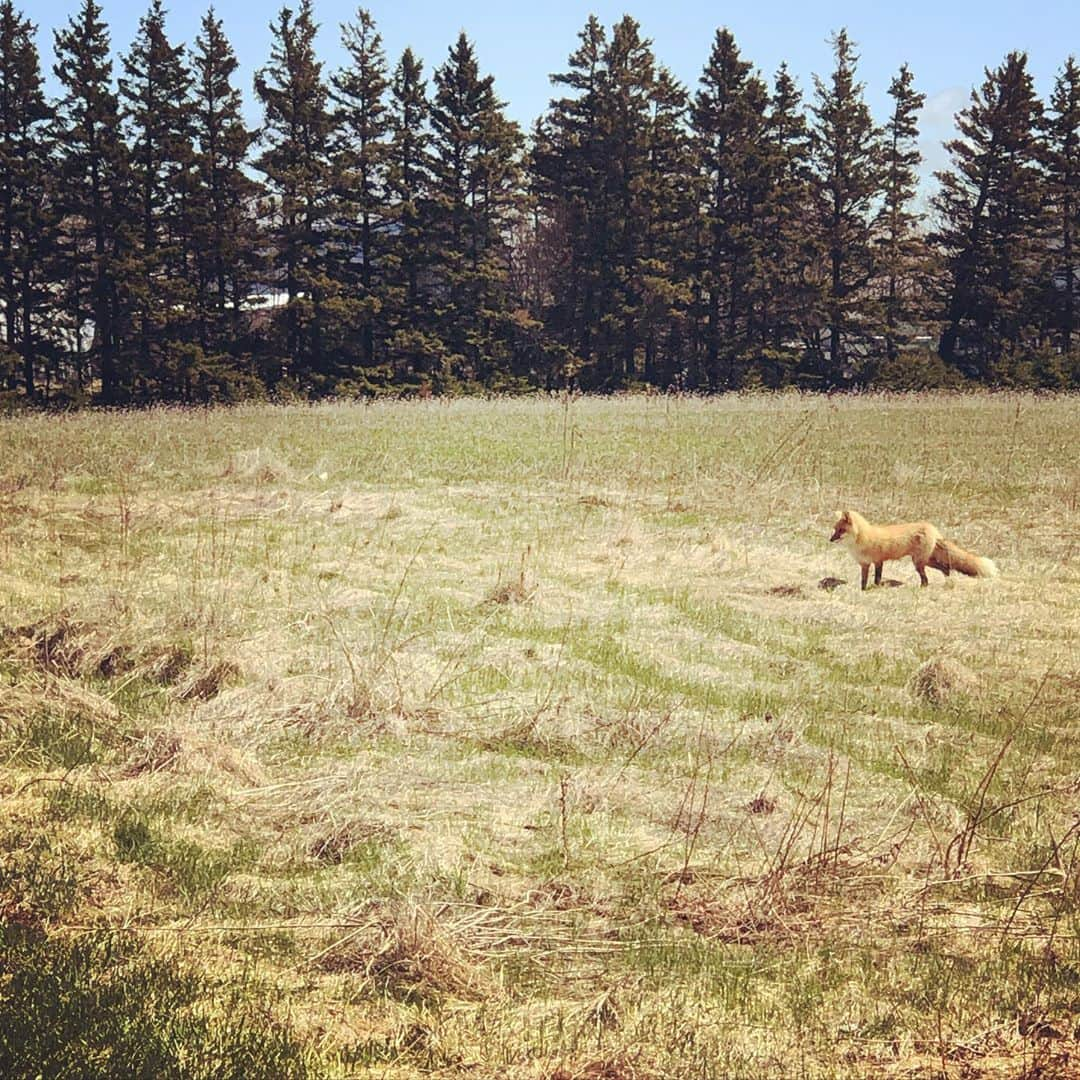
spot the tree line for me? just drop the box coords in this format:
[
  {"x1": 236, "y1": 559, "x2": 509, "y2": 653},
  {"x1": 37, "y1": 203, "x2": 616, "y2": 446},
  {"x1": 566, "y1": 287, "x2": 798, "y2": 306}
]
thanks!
[{"x1": 1, "y1": 0, "x2": 1078, "y2": 404}]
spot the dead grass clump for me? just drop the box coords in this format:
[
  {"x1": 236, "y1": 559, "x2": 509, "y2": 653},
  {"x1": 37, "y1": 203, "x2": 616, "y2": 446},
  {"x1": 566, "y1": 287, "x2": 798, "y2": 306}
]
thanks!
[
  {"x1": 120, "y1": 730, "x2": 184, "y2": 778},
  {"x1": 174, "y1": 659, "x2": 241, "y2": 701},
  {"x1": 746, "y1": 793, "x2": 777, "y2": 815},
  {"x1": 2, "y1": 673, "x2": 121, "y2": 726},
  {"x1": 308, "y1": 821, "x2": 395, "y2": 865},
  {"x1": 223, "y1": 447, "x2": 292, "y2": 485},
  {"x1": 526, "y1": 878, "x2": 592, "y2": 912},
  {"x1": 1, "y1": 618, "x2": 197, "y2": 690},
  {"x1": 143, "y1": 644, "x2": 194, "y2": 685},
  {"x1": 547, "y1": 1051, "x2": 661, "y2": 1080},
  {"x1": 483, "y1": 576, "x2": 535, "y2": 606},
  {"x1": 315, "y1": 902, "x2": 494, "y2": 1001},
  {"x1": 477, "y1": 716, "x2": 581, "y2": 762},
  {"x1": 909, "y1": 657, "x2": 978, "y2": 706},
  {"x1": 667, "y1": 847, "x2": 877, "y2": 945},
  {"x1": 2, "y1": 618, "x2": 124, "y2": 680}
]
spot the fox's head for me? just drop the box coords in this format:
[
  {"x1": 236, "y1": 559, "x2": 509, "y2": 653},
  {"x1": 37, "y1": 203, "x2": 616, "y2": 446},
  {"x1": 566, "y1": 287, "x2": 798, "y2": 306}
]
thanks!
[{"x1": 829, "y1": 510, "x2": 854, "y2": 543}]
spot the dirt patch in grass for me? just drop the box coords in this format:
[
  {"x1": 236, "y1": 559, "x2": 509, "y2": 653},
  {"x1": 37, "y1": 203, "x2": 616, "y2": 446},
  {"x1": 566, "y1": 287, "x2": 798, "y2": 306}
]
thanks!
[
  {"x1": 768, "y1": 583, "x2": 804, "y2": 598},
  {"x1": 1, "y1": 617, "x2": 198, "y2": 689}
]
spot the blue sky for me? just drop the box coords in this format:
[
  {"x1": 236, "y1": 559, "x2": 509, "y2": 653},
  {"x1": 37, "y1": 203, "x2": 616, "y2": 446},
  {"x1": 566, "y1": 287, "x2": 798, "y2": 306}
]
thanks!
[{"x1": 29, "y1": 0, "x2": 1080, "y2": 187}]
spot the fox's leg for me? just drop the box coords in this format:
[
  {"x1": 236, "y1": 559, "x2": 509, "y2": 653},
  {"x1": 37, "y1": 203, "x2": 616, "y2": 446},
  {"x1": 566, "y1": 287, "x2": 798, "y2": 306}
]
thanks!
[
  {"x1": 874, "y1": 562, "x2": 883, "y2": 586},
  {"x1": 914, "y1": 561, "x2": 929, "y2": 587},
  {"x1": 860, "y1": 564, "x2": 870, "y2": 590}
]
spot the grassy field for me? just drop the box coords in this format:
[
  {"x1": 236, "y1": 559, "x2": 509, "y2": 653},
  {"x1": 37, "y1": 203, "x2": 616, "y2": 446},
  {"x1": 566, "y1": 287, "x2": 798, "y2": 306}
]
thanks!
[{"x1": 1, "y1": 392, "x2": 1079, "y2": 1078}]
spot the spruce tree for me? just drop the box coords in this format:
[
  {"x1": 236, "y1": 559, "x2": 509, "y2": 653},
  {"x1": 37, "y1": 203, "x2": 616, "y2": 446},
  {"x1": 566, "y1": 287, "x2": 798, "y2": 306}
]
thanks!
[
  {"x1": 639, "y1": 65, "x2": 696, "y2": 387},
  {"x1": 878, "y1": 63, "x2": 926, "y2": 366},
  {"x1": 119, "y1": 0, "x2": 196, "y2": 399},
  {"x1": 934, "y1": 52, "x2": 1046, "y2": 375},
  {"x1": 757, "y1": 63, "x2": 815, "y2": 376},
  {"x1": 190, "y1": 7, "x2": 261, "y2": 395},
  {"x1": 603, "y1": 17, "x2": 661, "y2": 385},
  {"x1": 331, "y1": 7, "x2": 391, "y2": 377},
  {"x1": 535, "y1": 16, "x2": 692, "y2": 388},
  {"x1": 1044, "y1": 57, "x2": 1080, "y2": 361},
  {"x1": 254, "y1": 0, "x2": 337, "y2": 390},
  {"x1": 809, "y1": 30, "x2": 884, "y2": 382},
  {"x1": 383, "y1": 47, "x2": 437, "y2": 382},
  {"x1": 0, "y1": 0, "x2": 54, "y2": 398},
  {"x1": 692, "y1": 28, "x2": 770, "y2": 386},
  {"x1": 427, "y1": 32, "x2": 522, "y2": 384},
  {"x1": 53, "y1": 0, "x2": 130, "y2": 401},
  {"x1": 531, "y1": 15, "x2": 610, "y2": 385}
]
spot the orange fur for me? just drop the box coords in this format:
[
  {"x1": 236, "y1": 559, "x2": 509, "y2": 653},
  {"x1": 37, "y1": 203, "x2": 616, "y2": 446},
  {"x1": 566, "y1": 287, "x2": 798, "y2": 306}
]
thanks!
[{"x1": 829, "y1": 509, "x2": 998, "y2": 589}]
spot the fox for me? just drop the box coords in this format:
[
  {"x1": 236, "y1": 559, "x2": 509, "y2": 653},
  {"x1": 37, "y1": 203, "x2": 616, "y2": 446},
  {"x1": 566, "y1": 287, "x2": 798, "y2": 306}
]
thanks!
[{"x1": 829, "y1": 509, "x2": 998, "y2": 590}]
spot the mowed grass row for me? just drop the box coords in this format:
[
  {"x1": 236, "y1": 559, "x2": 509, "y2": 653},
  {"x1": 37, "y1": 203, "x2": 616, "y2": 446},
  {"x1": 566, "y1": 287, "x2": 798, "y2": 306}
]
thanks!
[{"x1": 1, "y1": 393, "x2": 1078, "y2": 1078}]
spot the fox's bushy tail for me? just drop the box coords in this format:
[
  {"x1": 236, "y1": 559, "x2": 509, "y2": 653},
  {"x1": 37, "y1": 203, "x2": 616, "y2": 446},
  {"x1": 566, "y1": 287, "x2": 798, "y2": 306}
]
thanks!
[{"x1": 927, "y1": 538, "x2": 998, "y2": 579}]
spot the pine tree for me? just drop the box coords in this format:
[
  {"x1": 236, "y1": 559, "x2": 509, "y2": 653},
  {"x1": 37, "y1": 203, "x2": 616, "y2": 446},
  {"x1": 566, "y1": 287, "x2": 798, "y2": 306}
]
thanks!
[
  {"x1": 254, "y1": 0, "x2": 337, "y2": 390},
  {"x1": 331, "y1": 7, "x2": 391, "y2": 377},
  {"x1": 809, "y1": 30, "x2": 884, "y2": 382},
  {"x1": 383, "y1": 46, "x2": 437, "y2": 382},
  {"x1": 190, "y1": 7, "x2": 261, "y2": 395},
  {"x1": 934, "y1": 52, "x2": 1046, "y2": 375},
  {"x1": 53, "y1": 0, "x2": 130, "y2": 401},
  {"x1": 1045, "y1": 57, "x2": 1080, "y2": 361},
  {"x1": 0, "y1": 0, "x2": 54, "y2": 398},
  {"x1": 878, "y1": 63, "x2": 926, "y2": 366},
  {"x1": 119, "y1": 0, "x2": 196, "y2": 399},
  {"x1": 427, "y1": 32, "x2": 522, "y2": 384},
  {"x1": 692, "y1": 28, "x2": 770, "y2": 386}
]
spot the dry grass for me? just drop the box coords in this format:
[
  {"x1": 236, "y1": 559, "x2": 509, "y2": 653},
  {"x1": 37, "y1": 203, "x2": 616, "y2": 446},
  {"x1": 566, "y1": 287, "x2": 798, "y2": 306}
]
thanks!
[{"x1": 1, "y1": 392, "x2": 1079, "y2": 1077}]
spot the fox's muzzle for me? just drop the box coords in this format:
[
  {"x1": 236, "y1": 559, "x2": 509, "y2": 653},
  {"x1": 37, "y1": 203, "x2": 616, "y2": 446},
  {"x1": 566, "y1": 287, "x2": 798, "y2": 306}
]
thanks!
[{"x1": 829, "y1": 527, "x2": 845, "y2": 543}]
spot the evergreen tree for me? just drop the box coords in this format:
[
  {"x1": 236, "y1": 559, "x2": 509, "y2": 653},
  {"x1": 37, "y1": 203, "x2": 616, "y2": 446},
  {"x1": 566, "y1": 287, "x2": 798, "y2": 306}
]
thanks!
[
  {"x1": 331, "y1": 7, "x2": 391, "y2": 377},
  {"x1": 427, "y1": 32, "x2": 522, "y2": 384},
  {"x1": 190, "y1": 7, "x2": 262, "y2": 395},
  {"x1": 531, "y1": 15, "x2": 610, "y2": 385},
  {"x1": 0, "y1": 0, "x2": 54, "y2": 398},
  {"x1": 878, "y1": 63, "x2": 926, "y2": 366},
  {"x1": 639, "y1": 65, "x2": 696, "y2": 387},
  {"x1": 535, "y1": 16, "x2": 691, "y2": 388},
  {"x1": 53, "y1": 0, "x2": 130, "y2": 401},
  {"x1": 1044, "y1": 57, "x2": 1080, "y2": 361},
  {"x1": 602, "y1": 17, "x2": 662, "y2": 385},
  {"x1": 934, "y1": 52, "x2": 1046, "y2": 375},
  {"x1": 119, "y1": 0, "x2": 196, "y2": 399},
  {"x1": 756, "y1": 63, "x2": 815, "y2": 375},
  {"x1": 809, "y1": 30, "x2": 884, "y2": 382},
  {"x1": 691, "y1": 28, "x2": 770, "y2": 386},
  {"x1": 382, "y1": 47, "x2": 440, "y2": 382},
  {"x1": 254, "y1": 0, "x2": 337, "y2": 390}
]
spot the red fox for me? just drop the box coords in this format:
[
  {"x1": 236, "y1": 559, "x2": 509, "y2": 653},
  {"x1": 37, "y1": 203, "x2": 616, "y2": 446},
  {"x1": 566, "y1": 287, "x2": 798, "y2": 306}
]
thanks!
[{"x1": 829, "y1": 509, "x2": 998, "y2": 589}]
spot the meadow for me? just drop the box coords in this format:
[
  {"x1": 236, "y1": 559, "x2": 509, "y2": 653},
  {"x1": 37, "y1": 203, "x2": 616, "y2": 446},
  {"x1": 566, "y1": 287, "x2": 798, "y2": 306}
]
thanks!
[{"x1": 1, "y1": 392, "x2": 1078, "y2": 1078}]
